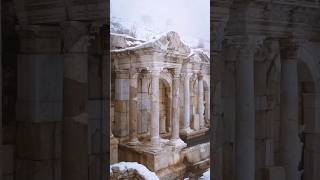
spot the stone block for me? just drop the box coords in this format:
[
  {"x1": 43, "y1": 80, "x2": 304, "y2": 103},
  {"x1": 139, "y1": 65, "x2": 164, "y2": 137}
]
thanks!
[
  {"x1": 255, "y1": 112, "x2": 267, "y2": 139},
  {"x1": 265, "y1": 139, "x2": 274, "y2": 166},
  {"x1": 16, "y1": 123, "x2": 61, "y2": 160},
  {"x1": 264, "y1": 166, "x2": 285, "y2": 180},
  {"x1": 255, "y1": 96, "x2": 268, "y2": 111},
  {"x1": 17, "y1": 54, "x2": 63, "y2": 123},
  {"x1": 20, "y1": 37, "x2": 61, "y2": 53},
  {"x1": 15, "y1": 159, "x2": 61, "y2": 180},
  {"x1": 114, "y1": 112, "x2": 128, "y2": 137},
  {"x1": 88, "y1": 100, "x2": 102, "y2": 120},
  {"x1": 110, "y1": 137, "x2": 119, "y2": 164},
  {"x1": 114, "y1": 100, "x2": 127, "y2": 113},
  {"x1": 140, "y1": 110, "x2": 149, "y2": 133},
  {"x1": 2, "y1": 145, "x2": 15, "y2": 174},
  {"x1": 16, "y1": 101, "x2": 63, "y2": 123},
  {"x1": 17, "y1": 54, "x2": 63, "y2": 101},
  {"x1": 303, "y1": 94, "x2": 316, "y2": 108},
  {"x1": 115, "y1": 79, "x2": 129, "y2": 100},
  {"x1": 255, "y1": 139, "x2": 266, "y2": 169},
  {"x1": 139, "y1": 97, "x2": 151, "y2": 110},
  {"x1": 141, "y1": 78, "x2": 150, "y2": 93},
  {"x1": 191, "y1": 114, "x2": 200, "y2": 130}
]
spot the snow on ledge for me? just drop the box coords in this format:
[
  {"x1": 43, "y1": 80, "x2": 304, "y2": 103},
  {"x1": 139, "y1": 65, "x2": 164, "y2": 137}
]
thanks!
[{"x1": 110, "y1": 162, "x2": 160, "y2": 180}]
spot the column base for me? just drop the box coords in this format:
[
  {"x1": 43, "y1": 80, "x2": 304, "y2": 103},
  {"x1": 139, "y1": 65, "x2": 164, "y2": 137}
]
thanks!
[
  {"x1": 127, "y1": 138, "x2": 141, "y2": 146},
  {"x1": 169, "y1": 138, "x2": 187, "y2": 149},
  {"x1": 180, "y1": 127, "x2": 193, "y2": 135}
]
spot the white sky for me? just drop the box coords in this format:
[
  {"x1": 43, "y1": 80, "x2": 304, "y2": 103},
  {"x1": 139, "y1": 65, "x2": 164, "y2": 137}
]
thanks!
[{"x1": 110, "y1": 0, "x2": 210, "y2": 44}]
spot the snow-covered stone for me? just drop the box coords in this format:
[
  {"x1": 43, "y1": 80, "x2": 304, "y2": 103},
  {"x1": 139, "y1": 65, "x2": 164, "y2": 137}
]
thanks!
[{"x1": 110, "y1": 162, "x2": 160, "y2": 180}]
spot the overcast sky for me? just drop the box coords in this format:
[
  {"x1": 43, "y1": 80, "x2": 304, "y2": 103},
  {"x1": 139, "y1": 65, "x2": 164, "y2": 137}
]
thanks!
[{"x1": 110, "y1": 0, "x2": 210, "y2": 44}]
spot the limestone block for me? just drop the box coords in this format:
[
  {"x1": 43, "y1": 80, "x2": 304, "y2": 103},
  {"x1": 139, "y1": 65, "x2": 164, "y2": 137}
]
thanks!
[
  {"x1": 264, "y1": 166, "x2": 285, "y2": 180},
  {"x1": 88, "y1": 56, "x2": 102, "y2": 99},
  {"x1": 16, "y1": 101, "x2": 63, "y2": 123},
  {"x1": 2, "y1": 145, "x2": 15, "y2": 174},
  {"x1": 265, "y1": 139, "x2": 274, "y2": 166},
  {"x1": 17, "y1": 55, "x2": 63, "y2": 100},
  {"x1": 115, "y1": 79, "x2": 129, "y2": 100},
  {"x1": 114, "y1": 100, "x2": 127, "y2": 113},
  {"x1": 255, "y1": 96, "x2": 268, "y2": 111},
  {"x1": 256, "y1": 111, "x2": 267, "y2": 139},
  {"x1": 90, "y1": 130, "x2": 103, "y2": 154},
  {"x1": 20, "y1": 38, "x2": 61, "y2": 53},
  {"x1": 17, "y1": 54, "x2": 63, "y2": 122},
  {"x1": 89, "y1": 155, "x2": 102, "y2": 180},
  {"x1": 16, "y1": 123, "x2": 61, "y2": 160},
  {"x1": 255, "y1": 139, "x2": 266, "y2": 169},
  {"x1": 140, "y1": 97, "x2": 151, "y2": 110},
  {"x1": 140, "y1": 110, "x2": 149, "y2": 133},
  {"x1": 305, "y1": 133, "x2": 320, "y2": 153},
  {"x1": 141, "y1": 79, "x2": 150, "y2": 93},
  {"x1": 114, "y1": 112, "x2": 128, "y2": 137},
  {"x1": 303, "y1": 108, "x2": 316, "y2": 132},
  {"x1": 303, "y1": 94, "x2": 316, "y2": 108},
  {"x1": 191, "y1": 114, "x2": 200, "y2": 130},
  {"x1": 88, "y1": 100, "x2": 102, "y2": 120},
  {"x1": 15, "y1": 159, "x2": 61, "y2": 180},
  {"x1": 110, "y1": 137, "x2": 119, "y2": 164}
]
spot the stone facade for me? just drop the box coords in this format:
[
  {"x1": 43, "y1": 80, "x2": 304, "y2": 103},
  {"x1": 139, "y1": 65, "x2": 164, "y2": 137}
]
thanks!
[
  {"x1": 213, "y1": 1, "x2": 320, "y2": 180},
  {"x1": 110, "y1": 32, "x2": 210, "y2": 179}
]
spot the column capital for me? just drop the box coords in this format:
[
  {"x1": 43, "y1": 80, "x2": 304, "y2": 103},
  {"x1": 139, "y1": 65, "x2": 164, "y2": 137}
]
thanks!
[
  {"x1": 224, "y1": 35, "x2": 265, "y2": 57},
  {"x1": 279, "y1": 37, "x2": 300, "y2": 62},
  {"x1": 170, "y1": 68, "x2": 181, "y2": 78},
  {"x1": 198, "y1": 73, "x2": 204, "y2": 80},
  {"x1": 129, "y1": 68, "x2": 140, "y2": 78}
]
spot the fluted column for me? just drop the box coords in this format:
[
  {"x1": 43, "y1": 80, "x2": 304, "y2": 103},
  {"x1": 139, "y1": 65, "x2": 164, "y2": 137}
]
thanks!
[
  {"x1": 181, "y1": 72, "x2": 193, "y2": 134},
  {"x1": 198, "y1": 73, "x2": 205, "y2": 129},
  {"x1": 234, "y1": 36, "x2": 258, "y2": 180},
  {"x1": 150, "y1": 69, "x2": 161, "y2": 148},
  {"x1": 169, "y1": 69, "x2": 186, "y2": 148},
  {"x1": 128, "y1": 69, "x2": 140, "y2": 145},
  {"x1": 279, "y1": 38, "x2": 300, "y2": 180}
]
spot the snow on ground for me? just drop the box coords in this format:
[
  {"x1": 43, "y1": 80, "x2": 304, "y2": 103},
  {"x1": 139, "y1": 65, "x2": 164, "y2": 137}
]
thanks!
[
  {"x1": 183, "y1": 168, "x2": 210, "y2": 180},
  {"x1": 110, "y1": 161, "x2": 159, "y2": 180}
]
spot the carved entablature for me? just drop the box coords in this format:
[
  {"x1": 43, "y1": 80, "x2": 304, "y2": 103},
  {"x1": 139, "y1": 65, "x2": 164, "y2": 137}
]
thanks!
[
  {"x1": 110, "y1": 32, "x2": 210, "y2": 75},
  {"x1": 224, "y1": 1, "x2": 320, "y2": 37}
]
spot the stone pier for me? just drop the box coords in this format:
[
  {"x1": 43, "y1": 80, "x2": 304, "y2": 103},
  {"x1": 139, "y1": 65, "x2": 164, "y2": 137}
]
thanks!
[{"x1": 279, "y1": 38, "x2": 300, "y2": 180}]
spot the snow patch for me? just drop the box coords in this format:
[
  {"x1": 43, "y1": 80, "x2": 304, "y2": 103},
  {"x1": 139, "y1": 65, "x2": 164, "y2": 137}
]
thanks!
[
  {"x1": 200, "y1": 168, "x2": 210, "y2": 180},
  {"x1": 110, "y1": 162, "x2": 159, "y2": 180}
]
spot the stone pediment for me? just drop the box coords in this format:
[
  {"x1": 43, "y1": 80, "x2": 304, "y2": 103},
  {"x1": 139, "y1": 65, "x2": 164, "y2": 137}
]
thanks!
[
  {"x1": 187, "y1": 48, "x2": 210, "y2": 64},
  {"x1": 111, "y1": 31, "x2": 191, "y2": 55}
]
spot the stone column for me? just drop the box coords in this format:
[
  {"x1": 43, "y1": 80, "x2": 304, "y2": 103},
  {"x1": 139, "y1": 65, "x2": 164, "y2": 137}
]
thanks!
[
  {"x1": 181, "y1": 72, "x2": 193, "y2": 134},
  {"x1": 150, "y1": 69, "x2": 161, "y2": 148},
  {"x1": 205, "y1": 89, "x2": 210, "y2": 126},
  {"x1": 169, "y1": 69, "x2": 186, "y2": 148},
  {"x1": 198, "y1": 73, "x2": 205, "y2": 129},
  {"x1": 128, "y1": 69, "x2": 140, "y2": 145},
  {"x1": 279, "y1": 38, "x2": 300, "y2": 180},
  {"x1": 234, "y1": 37, "x2": 258, "y2": 180},
  {"x1": 62, "y1": 22, "x2": 88, "y2": 180}
]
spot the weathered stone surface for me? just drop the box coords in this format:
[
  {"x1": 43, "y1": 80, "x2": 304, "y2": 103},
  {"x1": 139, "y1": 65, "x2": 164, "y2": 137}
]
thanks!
[{"x1": 16, "y1": 123, "x2": 61, "y2": 160}]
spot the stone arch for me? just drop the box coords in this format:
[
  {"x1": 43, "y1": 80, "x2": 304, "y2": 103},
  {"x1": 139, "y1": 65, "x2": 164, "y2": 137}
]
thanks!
[
  {"x1": 159, "y1": 72, "x2": 172, "y2": 134},
  {"x1": 298, "y1": 45, "x2": 320, "y2": 133},
  {"x1": 297, "y1": 45, "x2": 320, "y2": 180}
]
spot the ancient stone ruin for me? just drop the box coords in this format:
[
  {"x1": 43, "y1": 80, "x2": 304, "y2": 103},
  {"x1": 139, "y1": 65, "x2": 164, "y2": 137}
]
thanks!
[{"x1": 110, "y1": 31, "x2": 211, "y2": 179}]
